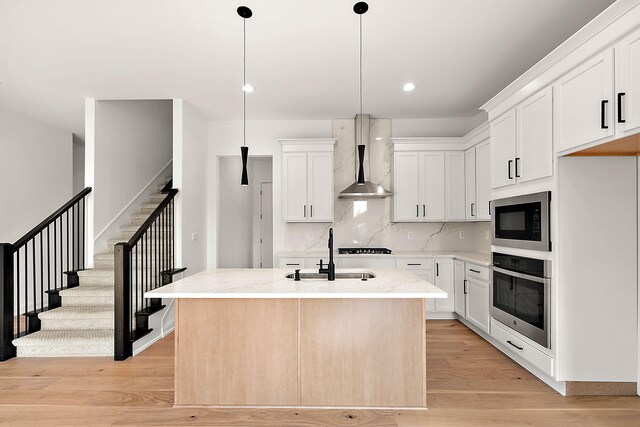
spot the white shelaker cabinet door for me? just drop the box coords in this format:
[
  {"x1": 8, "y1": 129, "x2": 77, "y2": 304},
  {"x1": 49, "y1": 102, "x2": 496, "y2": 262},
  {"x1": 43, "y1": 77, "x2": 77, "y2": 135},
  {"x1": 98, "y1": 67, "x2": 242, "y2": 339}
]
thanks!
[
  {"x1": 475, "y1": 139, "x2": 491, "y2": 221},
  {"x1": 434, "y1": 258, "x2": 454, "y2": 313},
  {"x1": 446, "y1": 152, "x2": 466, "y2": 221},
  {"x1": 393, "y1": 152, "x2": 421, "y2": 222},
  {"x1": 616, "y1": 26, "x2": 640, "y2": 135},
  {"x1": 307, "y1": 152, "x2": 333, "y2": 222},
  {"x1": 517, "y1": 86, "x2": 553, "y2": 183},
  {"x1": 464, "y1": 147, "x2": 476, "y2": 220},
  {"x1": 412, "y1": 270, "x2": 436, "y2": 315},
  {"x1": 466, "y1": 277, "x2": 489, "y2": 333},
  {"x1": 421, "y1": 152, "x2": 446, "y2": 221},
  {"x1": 453, "y1": 260, "x2": 466, "y2": 317},
  {"x1": 283, "y1": 153, "x2": 308, "y2": 222},
  {"x1": 489, "y1": 110, "x2": 516, "y2": 189},
  {"x1": 553, "y1": 48, "x2": 614, "y2": 153}
]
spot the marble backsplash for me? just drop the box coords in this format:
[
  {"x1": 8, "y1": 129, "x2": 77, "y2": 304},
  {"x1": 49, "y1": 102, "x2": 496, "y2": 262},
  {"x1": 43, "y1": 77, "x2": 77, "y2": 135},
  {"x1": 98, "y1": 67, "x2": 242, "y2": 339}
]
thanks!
[{"x1": 283, "y1": 118, "x2": 491, "y2": 253}]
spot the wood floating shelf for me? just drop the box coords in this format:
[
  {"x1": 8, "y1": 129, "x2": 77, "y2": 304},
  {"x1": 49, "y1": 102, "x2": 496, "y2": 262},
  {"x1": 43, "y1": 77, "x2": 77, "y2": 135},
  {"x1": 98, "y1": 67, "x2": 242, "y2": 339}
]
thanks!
[{"x1": 568, "y1": 133, "x2": 640, "y2": 156}]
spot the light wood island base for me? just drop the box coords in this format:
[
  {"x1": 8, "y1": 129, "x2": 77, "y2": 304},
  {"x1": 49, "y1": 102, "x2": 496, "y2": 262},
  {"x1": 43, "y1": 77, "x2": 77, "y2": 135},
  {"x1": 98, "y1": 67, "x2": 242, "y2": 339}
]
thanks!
[{"x1": 174, "y1": 298, "x2": 427, "y2": 409}]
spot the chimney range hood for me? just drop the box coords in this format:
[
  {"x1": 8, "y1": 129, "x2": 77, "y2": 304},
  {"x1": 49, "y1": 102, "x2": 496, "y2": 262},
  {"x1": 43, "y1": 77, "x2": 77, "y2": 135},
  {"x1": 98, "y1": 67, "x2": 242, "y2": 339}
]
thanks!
[{"x1": 338, "y1": 114, "x2": 392, "y2": 200}]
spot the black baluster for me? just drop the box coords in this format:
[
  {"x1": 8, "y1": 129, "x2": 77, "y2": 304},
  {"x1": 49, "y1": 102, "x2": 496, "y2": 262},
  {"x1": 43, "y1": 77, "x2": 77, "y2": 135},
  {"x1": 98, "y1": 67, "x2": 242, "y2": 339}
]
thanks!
[
  {"x1": 15, "y1": 250, "x2": 20, "y2": 337},
  {"x1": 47, "y1": 226, "x2": 50, "y2": 294},
  {"x1": 23, "y1": 248, "x2": 27, "y2": 337},
  {"x1": 40, "y1": 233, "x2": 43, "y2": 312},
  {"x1": 32, "y1": 240, "x2": 35, "y2": 318},
  {"x1": 66, "y1": 210, "x2": 69, "y2": 276},
  {"x1": 75, "y1": 202, "x2": 79, "y2": 270},
  {"x1": 81, "y1": 198, "x2": 85, "y2": 269}
]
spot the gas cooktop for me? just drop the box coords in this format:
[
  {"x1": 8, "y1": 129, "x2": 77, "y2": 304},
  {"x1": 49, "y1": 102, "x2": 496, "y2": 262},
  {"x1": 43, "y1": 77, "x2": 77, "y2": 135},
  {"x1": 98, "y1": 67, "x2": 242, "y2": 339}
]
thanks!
[{"x1": 338, "y1": 248, "x2": 392, "y2": 255}]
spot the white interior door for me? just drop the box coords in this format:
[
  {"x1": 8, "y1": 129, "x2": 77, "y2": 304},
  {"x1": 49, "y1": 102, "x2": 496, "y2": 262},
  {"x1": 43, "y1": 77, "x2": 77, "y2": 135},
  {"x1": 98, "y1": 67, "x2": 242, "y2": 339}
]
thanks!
[{"x1": 260, "y1": 182, "x2": 273, "y2": 268}]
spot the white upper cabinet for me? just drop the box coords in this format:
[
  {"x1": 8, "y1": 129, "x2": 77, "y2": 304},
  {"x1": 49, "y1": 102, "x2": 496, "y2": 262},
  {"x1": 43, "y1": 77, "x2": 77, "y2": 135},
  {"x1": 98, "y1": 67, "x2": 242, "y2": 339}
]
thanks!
[
  {"x1": 475, "y1": 140, "x2": 491, "y2": 221},
  {"x1": 307, "y1": 153, "x2": 333, "y2": 222},
  {"x1": 393, "y1": 152, "x2": 421, "y2": 221},
  {"x1": 283, "y1": 153, "x2": 308, "y2": 221},
  {"x1": 490, "y1": 87, "x2": 553, "y2": 189},
  {"x1": 616, "y1": 26, "x2": 640, "y2": 135},
  {"x1": 516, "y1": 86, "x2": 553, "y2": 183},
  {"x1": 490, "y1": 110, "x2": 517, "y2": 188},
  {"x1": 464, "y1": 147, "x2": 476, "y2": 220},
  {"x1": 421, "y1": 152, "x2": 446, "y2": 221},
  {"x1": 446, "y1": 152, "x2": 466, "y2": 221},
  {"x1": 281, "y1": 139, "x2": 335, "y2": 223},
  {"x1": 553, "y1": 49, "x2": 614, "y2": 152}
]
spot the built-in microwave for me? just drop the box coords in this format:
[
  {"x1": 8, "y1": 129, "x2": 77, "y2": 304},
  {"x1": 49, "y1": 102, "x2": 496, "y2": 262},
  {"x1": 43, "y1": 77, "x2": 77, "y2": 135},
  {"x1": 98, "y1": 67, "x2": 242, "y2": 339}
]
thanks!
[{"x1": 491, "y1": 192, "x2": 551, "y2": 251}]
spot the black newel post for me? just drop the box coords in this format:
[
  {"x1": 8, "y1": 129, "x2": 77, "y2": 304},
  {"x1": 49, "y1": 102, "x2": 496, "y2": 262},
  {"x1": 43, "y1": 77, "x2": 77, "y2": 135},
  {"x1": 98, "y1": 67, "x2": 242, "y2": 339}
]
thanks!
[
  {"x1": 114, "y1": 242, "x2": 132, "y2": 361},
  {"x1": 0, "y1": 244, "x2": 16, "y2": 361}
]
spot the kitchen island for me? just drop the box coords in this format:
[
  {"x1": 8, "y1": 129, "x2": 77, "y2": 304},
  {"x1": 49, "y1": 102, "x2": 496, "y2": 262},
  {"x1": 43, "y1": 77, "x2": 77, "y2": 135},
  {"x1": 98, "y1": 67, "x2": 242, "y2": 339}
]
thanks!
[{"x1": 146, "y1": 268, "x2": 446, "y2": 410}]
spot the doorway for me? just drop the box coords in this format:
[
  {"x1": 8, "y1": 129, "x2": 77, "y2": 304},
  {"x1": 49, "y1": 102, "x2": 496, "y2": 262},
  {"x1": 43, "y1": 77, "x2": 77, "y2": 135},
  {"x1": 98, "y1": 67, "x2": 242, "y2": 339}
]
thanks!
[{"x1": 217, "y1": 156, "x2": 273, "y2": 268}]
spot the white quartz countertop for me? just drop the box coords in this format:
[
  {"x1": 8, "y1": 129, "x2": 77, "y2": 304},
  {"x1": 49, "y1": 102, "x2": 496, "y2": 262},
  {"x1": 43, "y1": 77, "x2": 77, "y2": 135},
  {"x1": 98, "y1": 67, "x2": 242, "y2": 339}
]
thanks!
[
  {"x1": 145, "y1": 268, "x2": 447, "y2": 299},
  {"x1": 278, "y1": 251, "x2": 491, "y2": 266}
]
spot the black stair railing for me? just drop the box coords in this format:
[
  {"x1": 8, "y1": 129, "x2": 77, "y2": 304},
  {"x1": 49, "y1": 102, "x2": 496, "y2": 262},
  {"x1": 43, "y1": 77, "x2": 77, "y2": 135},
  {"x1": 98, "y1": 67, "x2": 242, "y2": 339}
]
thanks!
[
  {"x1": 114, "y1": 186, "x2": 184, "y2": 361},
  {"x1": 0, "y1": 187, "x2": 92, "y2": 361}
]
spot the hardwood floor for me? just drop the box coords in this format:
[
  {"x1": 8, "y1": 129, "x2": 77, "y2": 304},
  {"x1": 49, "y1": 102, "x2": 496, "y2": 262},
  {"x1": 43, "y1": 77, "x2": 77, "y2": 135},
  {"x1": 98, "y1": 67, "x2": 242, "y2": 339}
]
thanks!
[{"x1": 0, "y1": 320, "x2": 639, "y2": 426}]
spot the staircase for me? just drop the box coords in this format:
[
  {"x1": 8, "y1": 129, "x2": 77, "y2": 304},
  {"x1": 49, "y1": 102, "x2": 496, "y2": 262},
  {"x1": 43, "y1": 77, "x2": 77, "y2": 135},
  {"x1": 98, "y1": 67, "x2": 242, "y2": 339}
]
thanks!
[{"x1": 11, "y1": 180, "x2": 172, "y2": 358}]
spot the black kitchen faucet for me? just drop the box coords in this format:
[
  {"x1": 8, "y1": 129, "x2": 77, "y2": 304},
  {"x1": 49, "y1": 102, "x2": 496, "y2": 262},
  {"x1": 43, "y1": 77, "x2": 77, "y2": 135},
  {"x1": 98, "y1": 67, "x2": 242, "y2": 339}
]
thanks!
[{"x1": 318, "y1": 228, "x2": 335, "y2": 281}]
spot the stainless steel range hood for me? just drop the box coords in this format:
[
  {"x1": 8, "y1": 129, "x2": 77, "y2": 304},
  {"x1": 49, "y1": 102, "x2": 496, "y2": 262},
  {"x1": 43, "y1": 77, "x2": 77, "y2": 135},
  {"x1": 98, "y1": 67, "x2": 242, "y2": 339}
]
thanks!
[{"x1": 338, "y1": 114, "x2": 392, "y2": 200}]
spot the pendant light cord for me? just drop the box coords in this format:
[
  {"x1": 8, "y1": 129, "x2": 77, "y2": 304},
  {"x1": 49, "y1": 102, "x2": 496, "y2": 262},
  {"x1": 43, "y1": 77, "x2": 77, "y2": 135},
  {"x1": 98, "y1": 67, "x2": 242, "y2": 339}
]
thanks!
[
  {"x1": 359, "y1": 13, "x2": 363, "y2": 145},
  {"x1": 243, "y1": 18, "x2": 246, "y2": 147}
]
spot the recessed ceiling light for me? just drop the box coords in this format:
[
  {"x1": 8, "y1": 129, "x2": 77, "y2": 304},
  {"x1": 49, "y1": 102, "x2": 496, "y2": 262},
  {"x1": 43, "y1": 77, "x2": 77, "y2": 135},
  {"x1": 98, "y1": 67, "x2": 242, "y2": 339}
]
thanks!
[
  {"x1": 242, "y1": 84, "x2": 254, "y2": 93},
  {"x1": 403, "y1": 82, "x2": 415, "y2": 92},
  {"x1": 375, "y1": 137, "x2": 382, "y2": 140}
]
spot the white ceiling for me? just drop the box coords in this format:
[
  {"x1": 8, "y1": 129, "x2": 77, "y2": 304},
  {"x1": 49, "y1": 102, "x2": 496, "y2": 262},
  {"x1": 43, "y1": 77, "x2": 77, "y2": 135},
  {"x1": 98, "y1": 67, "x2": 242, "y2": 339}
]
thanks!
[{"x1": 0, "y1": 0, "x2": 615, "y2": 137}]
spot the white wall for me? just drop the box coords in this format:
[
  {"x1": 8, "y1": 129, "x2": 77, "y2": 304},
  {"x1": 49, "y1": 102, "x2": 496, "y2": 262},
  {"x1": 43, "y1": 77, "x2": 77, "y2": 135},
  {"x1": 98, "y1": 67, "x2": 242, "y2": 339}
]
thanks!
[
  {"x1": 557, "y1": 156, "x2": 637, "y2": 382},
  {"x1": 207, "y1": 120, "x2": 332, "y2": 268},
  {"x1": 392, "y1": 114, "x2": 486, "y2": 137},
  {"x1": 93, "y1": 100, "x2": 173, "y2": 236},
  {"x1": 0, "y1": 106, "x2": 72, "y2": 242},
  {"x1": 173, "y1": 100, "x2": 208, "y2": 275}
]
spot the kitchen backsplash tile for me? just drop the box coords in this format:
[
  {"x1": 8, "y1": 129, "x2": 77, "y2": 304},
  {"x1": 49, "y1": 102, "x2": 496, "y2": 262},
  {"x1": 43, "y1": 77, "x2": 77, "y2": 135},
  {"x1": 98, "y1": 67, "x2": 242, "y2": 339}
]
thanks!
[{"x1": 283, "y1": 118, "x2": 491, "y2": 253}]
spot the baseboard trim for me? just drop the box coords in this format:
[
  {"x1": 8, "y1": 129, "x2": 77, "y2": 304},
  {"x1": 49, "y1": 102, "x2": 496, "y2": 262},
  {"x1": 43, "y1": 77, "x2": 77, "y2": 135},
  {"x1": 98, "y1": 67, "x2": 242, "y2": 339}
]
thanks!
[{"x1": 565, "y1": 381, "x2": 638, "y2": 396}]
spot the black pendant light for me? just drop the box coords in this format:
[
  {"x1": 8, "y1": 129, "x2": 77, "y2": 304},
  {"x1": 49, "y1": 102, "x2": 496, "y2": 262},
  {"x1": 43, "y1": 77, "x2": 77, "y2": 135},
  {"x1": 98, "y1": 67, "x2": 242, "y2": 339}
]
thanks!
[
  {"x1": 238, "y1": 6, "x2": 252, "y2": 186},
  {"x1": 354, "y1": 2, "x2": 367, "y2": 186}
]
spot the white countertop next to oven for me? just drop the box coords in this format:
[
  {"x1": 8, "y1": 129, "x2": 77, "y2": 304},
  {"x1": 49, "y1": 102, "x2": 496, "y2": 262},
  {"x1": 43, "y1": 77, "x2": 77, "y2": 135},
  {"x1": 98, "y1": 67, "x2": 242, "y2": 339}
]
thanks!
[
  {"x1": 277, "y1": 251, "x2": 491, "y2": 266},
  {"x1": 144, "y1": 268, "x2": 447, "y2": 299}
]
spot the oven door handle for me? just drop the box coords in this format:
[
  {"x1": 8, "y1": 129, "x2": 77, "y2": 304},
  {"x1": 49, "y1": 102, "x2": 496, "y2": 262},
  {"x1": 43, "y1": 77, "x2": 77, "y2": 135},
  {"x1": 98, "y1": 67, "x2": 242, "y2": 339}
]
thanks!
[{"x1": 491, "y1": 266, "x2": 550, "y2": 284}]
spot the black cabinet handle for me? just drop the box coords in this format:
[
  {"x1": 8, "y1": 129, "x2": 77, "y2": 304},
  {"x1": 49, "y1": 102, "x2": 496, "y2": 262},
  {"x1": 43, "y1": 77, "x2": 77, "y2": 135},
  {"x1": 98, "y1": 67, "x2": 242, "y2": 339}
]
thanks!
[
  {"x1": 286, "y1": 263, "x2": 300, "y2": 266},
  {"x1": 507, "y1": 340, "x2": 523, "y2": 351},
  {"x1": 423, "y1": 204, "x2": 426, "y2": 217},
  {"x1": 303, "y1": 205, "x2": 306, "y2": 217},
  {"x1": 515, "y1": 157, "x2": 521, "y2": 178},
  {"x1": 618, "y1": 92, "x2": 626, "y2": 123},
  {"x1": 508, "y1": 160, "x2": 513, "y2": 180},
  {"x1": 416, "y1": 204, "x2": 419, "y2": 217},
  {"x1": 469, "y1": 268, "x2": 480, "y2": 273},
  {"x1": 407, "y1": 263, "x2": 422, "y2": 266},
  {"x1": 601, "y1": 100, "x2": 609, "y2": 129},
  {"x1": 471, "y1": 203, "x2": 475, "y2": 217},
  {"x1": 436, "y1": 262, "x2": 439, "y2": 277},
  {"x1": 310, "y1": 205, "x2": 313, "y2": 218},
  {"x1": 463, "y1": 279, "x2": 467, "y2": 295}
]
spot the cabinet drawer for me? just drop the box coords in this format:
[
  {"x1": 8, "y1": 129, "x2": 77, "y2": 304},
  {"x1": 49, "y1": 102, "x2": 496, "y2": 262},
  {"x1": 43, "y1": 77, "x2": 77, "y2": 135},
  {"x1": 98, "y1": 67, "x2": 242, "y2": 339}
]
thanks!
[
  {"x1": 340, "y1": 257, "x2": 396, "y2": 269},
  {"x1": 466, "y1": 263, "x2": 489, "y2": 281},
  {"x1": 491, "y1": 320, "x2": 553, "y2": 377},
  {"x1": 396, "y1": 258, "x2": 434, "y2": 270},
  {"x1": 279, "y1": 258, "x2": 305, "y2": 268}
]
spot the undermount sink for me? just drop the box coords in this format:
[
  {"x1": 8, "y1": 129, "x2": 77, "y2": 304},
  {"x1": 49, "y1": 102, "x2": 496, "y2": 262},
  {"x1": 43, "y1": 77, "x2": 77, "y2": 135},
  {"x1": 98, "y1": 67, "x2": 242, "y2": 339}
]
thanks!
[{"x1": 285, "y1": 272, "x2": 376, "y2": 280}]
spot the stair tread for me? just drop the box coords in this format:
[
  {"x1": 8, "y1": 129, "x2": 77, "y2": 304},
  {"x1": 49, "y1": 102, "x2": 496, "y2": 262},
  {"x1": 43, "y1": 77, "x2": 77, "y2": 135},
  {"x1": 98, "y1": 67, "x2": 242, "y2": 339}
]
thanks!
[
  {"x1": 13, "y1": 329, "x2": 113, "y2": 347},
  {"x1": 59, "y1": 285, "x2": 114, "y2": 297},
  {"x1": 39, "y1": 306, "x2": 113, "y2": 320}
]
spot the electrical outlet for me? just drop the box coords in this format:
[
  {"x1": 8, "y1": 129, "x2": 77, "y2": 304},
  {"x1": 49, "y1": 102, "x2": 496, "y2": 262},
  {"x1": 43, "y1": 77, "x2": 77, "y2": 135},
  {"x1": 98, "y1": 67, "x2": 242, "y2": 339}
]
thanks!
[
  {"x1": 459, "y1": 231, "x2": 464, "y2": 239},
  {"x1": 306, "y1": 233, "x2": 314, "y2": 241},
  {"x1": 191, "y1": 232, "x2": 199, "y2": 242},
  {"x1": 408, "y1": 232, "x2": 413, "y2": 240},
  {"x1": 485, "y1": 231, "x2": 490, "y2": 240}
]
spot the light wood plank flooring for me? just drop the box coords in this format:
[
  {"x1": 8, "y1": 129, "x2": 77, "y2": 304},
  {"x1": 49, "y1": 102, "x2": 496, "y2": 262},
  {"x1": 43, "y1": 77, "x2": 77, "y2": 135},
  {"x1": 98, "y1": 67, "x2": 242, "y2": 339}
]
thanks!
[{"x1": 0, "y1": 320, "x2": 639, "y2": 426}]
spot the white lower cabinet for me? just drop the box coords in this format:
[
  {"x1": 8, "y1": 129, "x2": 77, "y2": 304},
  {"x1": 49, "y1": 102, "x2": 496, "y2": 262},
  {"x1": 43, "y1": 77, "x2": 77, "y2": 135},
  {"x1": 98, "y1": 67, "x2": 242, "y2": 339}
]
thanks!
[
  {"x1": 466, "y1": 277, "x2": 489, "y2": 333},
  {"x1": 491, "y1": 319, "x2": 553, "y2": 377},
  {"x1": 278, "y1": 257, "x2": 305, "y2": 269},
  {"x1": 453, "y1": 260, "x2": 466, "y2": 317},
  {"x1": 433, "y1": 258, "x2": 454, "y2": 313}
]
